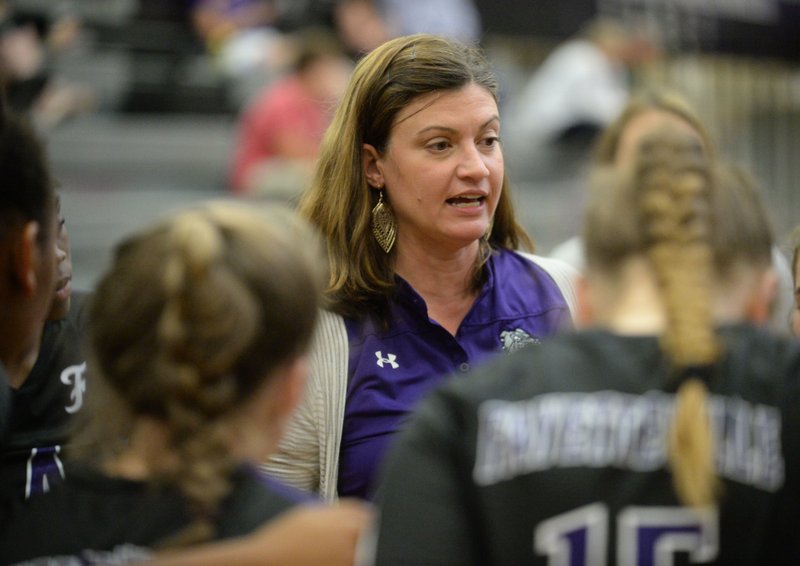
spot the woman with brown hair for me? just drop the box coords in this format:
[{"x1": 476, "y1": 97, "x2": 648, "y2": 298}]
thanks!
[
  {"x1": 372, "y1": 127, "x2": 799, "y2": 564},
  {"x1": 264, "y1": 33, "x2": 577, "y2": 501},
  {"x1": 0, "y1": 202, "x2": 331, "y2": 562}
]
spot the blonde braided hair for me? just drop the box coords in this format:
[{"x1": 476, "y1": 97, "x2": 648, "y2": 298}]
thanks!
[
  {"x1": 634, "y1": 131, "x2": 720, "y2": 507},
  {"x1": 585, "y1": 122, "x2": 775, "y2": 508}
]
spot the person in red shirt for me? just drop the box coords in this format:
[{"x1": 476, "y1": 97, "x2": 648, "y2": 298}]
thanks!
[{"x1": 229, "y1": 29, "x2": 351, "y2": 196}]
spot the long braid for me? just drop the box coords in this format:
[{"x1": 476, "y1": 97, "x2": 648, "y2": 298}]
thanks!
[
  {"x1": 635, "y1": 130, "x2": 720, "y2": 507},
  {"x1": 153, "y1": 213, "x2": 261, "y2": 546}
]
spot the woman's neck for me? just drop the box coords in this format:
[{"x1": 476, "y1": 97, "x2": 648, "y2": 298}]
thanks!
[
  {"x1": 394, "y1": 241, "x2": 480, "y2": 336},
  {"x1": 587, "y1": 259, "x2": 764, "y2": 334}
]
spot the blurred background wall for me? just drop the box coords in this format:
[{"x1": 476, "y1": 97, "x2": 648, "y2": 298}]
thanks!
[
  {"x1": 479, "y1": 0, "x2": 800, "y2": 256},
  {"x1": 6, "y1": 0, "x2": 797, "y2": 289}
]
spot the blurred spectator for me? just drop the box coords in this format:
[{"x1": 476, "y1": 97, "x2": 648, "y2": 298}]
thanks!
[
  {"x1": 229, "y1": 28, "x2": 351, "y2": 197},
  {"x1": 377, "y1": 0, "x2": 482, "y2": 44},
  {"x1": 333, "y1": 0, "x2": 480, "y2": 60},
  {"x1": 192, "y1": 0, "x2": 276, "y2": 49},
  {"x1": 505, "y1": 18, "x2": 659, "y2": 176},
  {"x1": 333, "y1": 0, "x2": 389, "y2": 58},
  {"x1": 0, "y1": 0, "x2": 93, "y2": 130},
  {"x1": 191, "y1": 0, "x2": 293, "y2": 104}
]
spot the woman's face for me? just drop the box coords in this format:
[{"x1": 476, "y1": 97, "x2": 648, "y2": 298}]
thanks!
[{"x1": 363, "y1": 83, "x2": 503, "y2": 254}]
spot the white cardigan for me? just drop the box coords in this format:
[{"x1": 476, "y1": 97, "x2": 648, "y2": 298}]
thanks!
[{"x1": 262, "y1": 253, "x2": 578, "y2": 501}]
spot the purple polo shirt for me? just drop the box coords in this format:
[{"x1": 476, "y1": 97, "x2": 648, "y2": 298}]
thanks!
[{"x1": 338, "y1": 248, "x2": 571, "y2": 499}]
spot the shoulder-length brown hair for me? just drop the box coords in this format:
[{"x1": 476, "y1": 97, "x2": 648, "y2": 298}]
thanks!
[{"x1": 297, "y1": 33, "x2": 532, "y2": 320}]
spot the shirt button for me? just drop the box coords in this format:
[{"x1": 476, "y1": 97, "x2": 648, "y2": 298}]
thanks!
[{"x1": 459, "y1": 362, "x2": 470, "y2": 372}]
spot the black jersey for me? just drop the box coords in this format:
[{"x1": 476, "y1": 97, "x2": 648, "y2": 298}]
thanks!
[
  {"x1": 0, "y1": 463, "x2": 301, "y2": 564},
  {"x1": 372, "y1": 325, "x2": 800, "y2": 565},
  {"x1": 0, "y1": 291, "x2": 90, "y2": 506}
]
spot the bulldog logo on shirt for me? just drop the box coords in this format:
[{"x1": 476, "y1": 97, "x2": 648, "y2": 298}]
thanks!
[{"x1": 500, "y1": 329, "x2": 539, "y2": 354}]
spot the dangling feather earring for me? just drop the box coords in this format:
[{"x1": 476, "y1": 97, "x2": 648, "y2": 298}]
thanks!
[{"x1": 371, "y1": 189, "x2": 396, "y2": 253}]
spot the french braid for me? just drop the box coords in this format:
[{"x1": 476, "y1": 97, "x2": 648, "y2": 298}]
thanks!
[
  {"x1": 82, "y1": 203, "x2": 324, "y2": 546},
  {"x1": 634, "y1": 130, "x2": 719, "y2": 507}
]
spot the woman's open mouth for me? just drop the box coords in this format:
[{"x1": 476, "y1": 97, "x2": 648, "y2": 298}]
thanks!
[{"x1": 446, "y1": 195, "x2": 485, "y2": 208}]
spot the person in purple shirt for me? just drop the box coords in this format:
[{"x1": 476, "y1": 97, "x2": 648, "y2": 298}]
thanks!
[{"x1": 264, "y1": 33, "x2": 579, "y2": 501}]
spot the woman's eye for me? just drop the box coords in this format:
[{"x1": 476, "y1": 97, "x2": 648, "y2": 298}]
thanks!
[
  {"x1": 482, "y1": 136, "x2": 500, "y2": 148},
  {"x1": 428, "y1": 140, "x2": 450, "y2": 152}
]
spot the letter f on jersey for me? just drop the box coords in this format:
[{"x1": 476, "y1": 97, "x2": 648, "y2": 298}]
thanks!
[{"x1": 60, "y1": 361, "x2": 87, "y2": 414}]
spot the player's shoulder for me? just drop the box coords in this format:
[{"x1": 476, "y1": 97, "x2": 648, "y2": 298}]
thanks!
[
  {"x1": 443, "y1": 330, "x2": 626, "y2": 407},
  {"x1": 215, "y1": 467, "x2": 302, "y2": 538},
  {"x1": 714, "y1": 327, "x2": 800, "y2": 424},
  {"x1": 719, "y1": 324, "x2": 800, "y2": 385}
]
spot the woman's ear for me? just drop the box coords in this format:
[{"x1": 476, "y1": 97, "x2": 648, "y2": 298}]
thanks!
[
  {"x1": 362, "y1": 143, "x2": 384, "y2": 189},
  {"x1": 12, "y1": 221, "x2": 44, "y2": 296}
]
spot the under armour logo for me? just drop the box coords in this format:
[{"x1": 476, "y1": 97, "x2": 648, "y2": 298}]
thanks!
[
  {"x1": 60, "y1": 361, "x2": 87, "y2": 414},
  {"x1": 375, "y1": 351, "x2": 399, "y2": 369}
]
